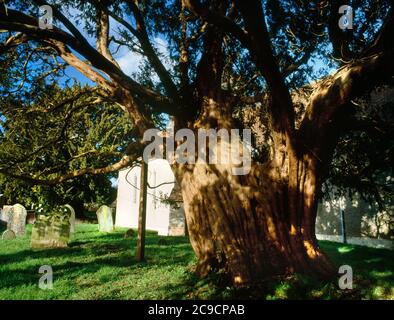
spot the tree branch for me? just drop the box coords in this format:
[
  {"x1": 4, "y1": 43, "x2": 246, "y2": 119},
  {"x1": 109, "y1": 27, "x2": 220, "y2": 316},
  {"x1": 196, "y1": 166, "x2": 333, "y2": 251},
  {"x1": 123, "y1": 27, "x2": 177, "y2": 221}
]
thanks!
[
  {"x1": 0, "y1": 9, "x2": 174, "y2": 113},
  {"x1": 106, "y1": 6, "x2": 179, "y2": 102},
  {"x1": 127, "y1": 1, "x2": 179, "y2": 101},
  {"x1": 363, "y1": 4, "x2": 394, "y2": 56},
  {"x1": 31, "y1": 0, "x2": 93, "y2": 50},
  {"x1": 0, "y1": 155, "x2": 134, "y2": 186},
  {"x1": 300, "y1": 49, "x2": 394, "y2": 156},
  {"x1": 234, "y1": 0, "x2": 295, "y2": 135},
  {"x1": 182, "y1": 0, "x2": 250, "y2": 47},
  {"x1": 282, "y1": 46, "x2": 314, "y2": 78},
  {"x1": 0, "y1": 32, "x2": 29, "y2": 55},
  {"x1": 45, "y1": 38, "x2": 115, "y2": 91},
  {"x1": 96, "y1": 5, "x2": 120, "y2": 67},
  {"x1": 328, "y1": 0, "x2": 353, "y2": 61},
  {"x1": 37, "y1": 150, "x2": 124, "y2": 176}
]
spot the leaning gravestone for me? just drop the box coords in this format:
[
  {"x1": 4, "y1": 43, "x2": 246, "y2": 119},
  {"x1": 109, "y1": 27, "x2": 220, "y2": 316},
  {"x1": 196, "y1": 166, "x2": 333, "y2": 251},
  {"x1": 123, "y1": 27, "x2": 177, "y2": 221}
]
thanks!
[
  {"x1": 31, "y1": 207, "x2": 71, "y2": 249},
  {"x1": 64, "y1": 204, "x2": 76, "y2": 233},
  {"x1": 2, "y1": 229, "x2": 16, "y2": 240},
  {"x1": 96, "y1": 205, "x2": 114, "y2": 232},
  {"x1": 8, "y1": 204, "x2": 27, "y2": 236}
]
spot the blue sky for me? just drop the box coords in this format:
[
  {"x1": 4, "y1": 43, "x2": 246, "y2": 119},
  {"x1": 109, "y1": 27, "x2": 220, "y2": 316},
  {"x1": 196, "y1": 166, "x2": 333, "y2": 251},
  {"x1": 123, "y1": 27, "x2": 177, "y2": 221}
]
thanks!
[{"x1": 54, "y1": 8, "x2": 171, "y2": 87}]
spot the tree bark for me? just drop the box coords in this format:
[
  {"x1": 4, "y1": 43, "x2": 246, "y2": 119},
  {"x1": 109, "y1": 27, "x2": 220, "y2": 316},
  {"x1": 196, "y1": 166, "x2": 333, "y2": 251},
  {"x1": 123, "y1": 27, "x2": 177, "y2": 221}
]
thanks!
[
  {"x1": 175, "y1": 156, "x2": 335, "y2": 286},
  {"x1": 173, "y1": 91, "x2": 336, "y2": 285},
  {"x1": 170, "y1": 20, "x2": 336, "y2": 285}
]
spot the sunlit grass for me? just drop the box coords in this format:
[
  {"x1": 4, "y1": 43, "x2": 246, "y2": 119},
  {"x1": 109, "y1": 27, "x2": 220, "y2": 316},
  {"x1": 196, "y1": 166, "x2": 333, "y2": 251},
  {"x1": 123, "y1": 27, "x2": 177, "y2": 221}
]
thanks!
[
  {"x1": 0, "y1": 224, "x2": 392, "y2": 300},
  {"x1": 337, "y1": 246, "x2": 355, "y2": 253},
  {"x1": 370, "y1": 270, "x2": 393, "y2": 278}
]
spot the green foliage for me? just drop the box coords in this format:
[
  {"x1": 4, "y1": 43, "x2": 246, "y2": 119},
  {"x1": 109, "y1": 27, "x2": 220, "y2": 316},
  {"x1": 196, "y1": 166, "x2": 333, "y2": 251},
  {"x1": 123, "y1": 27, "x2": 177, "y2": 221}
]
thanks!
[
  {"x1": 0, "y1": 83, "x2": 133, "y2": 209},
  {"x1": 35, "y1": 203, "x2": 71, "y2": 218},
  {"x1": 324, "y1": 86, "x2": 394, "y2": 209}
]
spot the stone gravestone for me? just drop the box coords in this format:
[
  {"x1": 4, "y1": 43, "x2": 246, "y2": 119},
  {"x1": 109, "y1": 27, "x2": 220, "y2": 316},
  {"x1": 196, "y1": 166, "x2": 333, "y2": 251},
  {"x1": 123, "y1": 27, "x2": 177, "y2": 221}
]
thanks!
[
  {"x1": 96, "y1": 205, "x2": 114, "y2": 232},
  {"x1": 65, "y1": 204, "x2": 76, "y2": 234},
  {"x1": 0, "y1": 205, "x2": 13, "y2": 229},
  {"x1": 31, "y1": 207, "x2": 71, "y2": 249},
  {"x1": 2, "y1": 229, "x2": 16, "y2": 240},
  {"x1": 124, "y1": 228, "x2": 135, "y2": 239},
  {"x1": 8, "y1": 204, "x2": 27, "y2": 236}
]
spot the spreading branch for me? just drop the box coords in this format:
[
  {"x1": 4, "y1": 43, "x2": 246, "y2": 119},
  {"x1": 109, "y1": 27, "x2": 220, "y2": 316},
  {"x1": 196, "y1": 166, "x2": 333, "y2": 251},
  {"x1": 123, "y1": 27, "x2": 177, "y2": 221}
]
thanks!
[
  {"x1": 328, "y1": 0, "x2": 354, "y2": 61},
  {"x1": 300, "y1": 49, "x2": 394, "y2": 157},
  {"x1": 0, "y1": 8, "x2": 174, "y2": 114},
  {"x1": 0, "y1": 155, "x2": 134, "y2": 186}
]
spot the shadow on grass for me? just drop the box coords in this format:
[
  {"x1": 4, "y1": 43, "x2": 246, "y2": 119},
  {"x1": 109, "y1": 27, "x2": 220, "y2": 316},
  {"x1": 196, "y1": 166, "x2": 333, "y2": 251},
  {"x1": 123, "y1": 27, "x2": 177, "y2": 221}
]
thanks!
[
  {"x1": 0, "y1": 228, "x2": 195, "y2": 291},
  {"x1": 0, "y1": 225, "x2": 392, "y2": 299},
  {"x1": 156, "y1": 240, "x2": 394, "y2": 300},
  {"x1": 318, "y1": 241, "x2": 394, "y2": 299}
]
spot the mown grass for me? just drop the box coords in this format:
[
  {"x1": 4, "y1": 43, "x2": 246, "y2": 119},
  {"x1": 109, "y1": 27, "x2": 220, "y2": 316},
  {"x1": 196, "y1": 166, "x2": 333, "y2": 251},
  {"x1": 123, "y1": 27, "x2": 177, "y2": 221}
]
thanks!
[{"x1": 0, "y1": 224, "x2": 392, "y2": 300}]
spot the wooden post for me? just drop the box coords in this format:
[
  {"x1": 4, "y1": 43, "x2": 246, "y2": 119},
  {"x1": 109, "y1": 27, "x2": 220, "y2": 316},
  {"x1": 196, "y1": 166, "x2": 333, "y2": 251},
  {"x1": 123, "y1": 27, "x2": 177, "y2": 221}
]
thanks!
[
  {"x1": 341, "y1": 209, "x2": 347, "y2": 244},
  {"x1": 136, "y1": 161, "x2": 148, "y2": 261}
]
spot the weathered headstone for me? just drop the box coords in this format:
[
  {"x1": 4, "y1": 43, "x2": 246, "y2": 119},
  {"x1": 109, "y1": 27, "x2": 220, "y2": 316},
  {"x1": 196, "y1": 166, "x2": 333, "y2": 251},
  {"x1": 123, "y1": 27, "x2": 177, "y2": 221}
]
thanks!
[
  {"x1": 124, "y1": 228, "x2": 135, "y2": 239},
  {"x1": 0, "y1": 205, "x2": 13, "y2": 227},
  {"x1": 8, "y1": 204, "x2": 27, "y2": 236},
  {"x1": 2, "y1": 229, "x2": 16, "y2": 240},
  {"x1": 96, "y1": 205, "x2": 114, "y2": 232},
  {"x1": 31, "y1": 210, "x2": 71, "y2": 249},
  {"x1": 65, "y1": 204, "x2": 76, "y2": 233},
  {"x1": 31, "y1": 206, "x2": 71, "y2": 249}
]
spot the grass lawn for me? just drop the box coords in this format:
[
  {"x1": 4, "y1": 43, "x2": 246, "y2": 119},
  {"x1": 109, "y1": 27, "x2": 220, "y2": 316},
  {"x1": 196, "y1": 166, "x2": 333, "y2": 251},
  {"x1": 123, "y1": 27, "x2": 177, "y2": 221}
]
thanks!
[{"x1": 0, "y1": 223, "x2": 393, "y2": 300}]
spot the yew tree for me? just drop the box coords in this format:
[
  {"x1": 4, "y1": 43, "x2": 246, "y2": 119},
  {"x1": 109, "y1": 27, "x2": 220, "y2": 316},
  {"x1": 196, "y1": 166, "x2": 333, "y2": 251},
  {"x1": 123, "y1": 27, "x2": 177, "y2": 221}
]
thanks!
[
  {"x1": 0, "y1": 0, "x2": 393, "y2": 285},
  {"x1": 0, "y1": 83, "x2": 133, "y2": 212}
]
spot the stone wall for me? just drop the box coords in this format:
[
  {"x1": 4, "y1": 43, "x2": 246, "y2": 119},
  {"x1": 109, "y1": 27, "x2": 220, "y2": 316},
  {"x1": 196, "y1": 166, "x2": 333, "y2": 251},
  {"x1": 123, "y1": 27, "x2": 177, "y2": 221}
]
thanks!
[
  {"x1": 316, "y1": 86, "x2": 394, "y2": 246},
  {"x1": 316, "y1": 193, "x2": 393, "y2": 241},
  {"x1": 316, "y1": 234, "x2": 393, "y2": 250}
]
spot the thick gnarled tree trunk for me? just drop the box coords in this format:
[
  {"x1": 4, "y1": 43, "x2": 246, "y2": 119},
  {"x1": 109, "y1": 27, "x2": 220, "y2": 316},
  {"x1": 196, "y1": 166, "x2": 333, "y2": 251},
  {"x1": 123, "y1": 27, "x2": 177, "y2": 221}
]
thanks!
[
  {"x1": 174, "y1": 139, "x2": 335, "y2": 286},
  {"x1": 170, "y1": 15, "x2": 394, "y2": 284},
  {"x1": 168, "y1": 19, "x2": 338, "y2": 285},
  {"x1": 172, "y1": 83, "x2": 336, "y2": 285}
]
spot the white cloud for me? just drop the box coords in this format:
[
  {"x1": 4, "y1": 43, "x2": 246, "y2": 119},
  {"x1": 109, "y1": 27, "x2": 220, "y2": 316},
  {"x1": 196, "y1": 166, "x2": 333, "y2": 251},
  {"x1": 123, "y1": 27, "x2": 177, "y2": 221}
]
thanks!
[
  {"x1": 115, "y1": 37, "x2": 172, "y2": 79},
  {"x1": 116, "y1": 50, "x2": 144, "y2": 76},
  {"x1": 59, "y1": 7, "x2": 171, "y2": 79}
]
